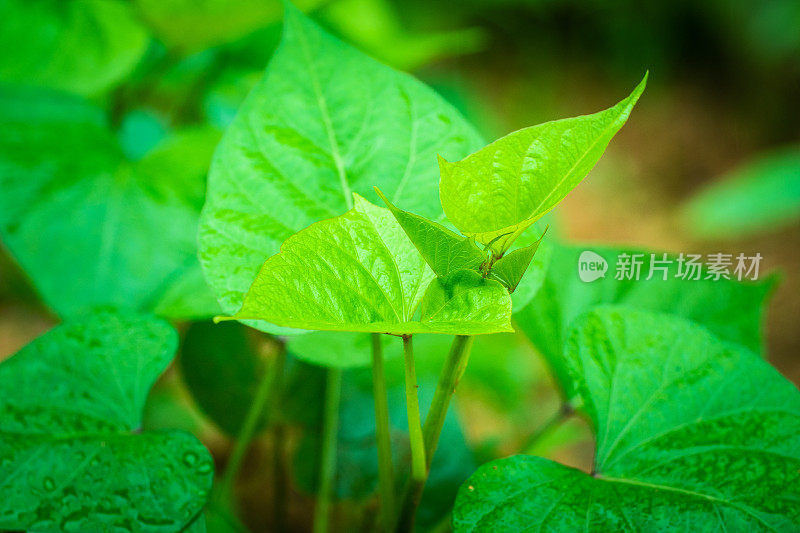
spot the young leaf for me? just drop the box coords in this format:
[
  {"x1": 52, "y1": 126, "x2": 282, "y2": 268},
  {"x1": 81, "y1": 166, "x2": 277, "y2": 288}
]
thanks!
[
  {"x1": 0, "y1": 0, "x2": 148, "y2": 95},
  {"x1": 489, "y1": 229, "x2": 547, "y2": 293},
  {"x1": 198, "y1": 3, "x2": 483, "y2": 333},
  {"x1": 376, "y1": 187, "x2": 485, "y2": 279},
  {"x1": 681, "y1": 146, "x2": 800, "y2": 240},
  {"x1": 0, "y1": 309, "x2": 214, "y2": 532},
  {"x1": 514, "y1": 243, "x2": 776, "y2": 399},
  {"x1": 0, "y1": 87, "x2": 220, "y2": 320},
  {"x1": 439, "y1": 74, "x2": 647, "y2": 253},
  {"x1": 227, "y1": 195, "x2": 512, "y2": 335},
  {"x1": 454, "y1": 307, "x2": 800, "y2": 532}
]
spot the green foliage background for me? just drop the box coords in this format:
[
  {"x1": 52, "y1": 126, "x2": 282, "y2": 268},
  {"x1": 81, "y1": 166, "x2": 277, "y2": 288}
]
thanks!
[{"x1": 0, "y1": 0, "x2": 798, "y2": 531}]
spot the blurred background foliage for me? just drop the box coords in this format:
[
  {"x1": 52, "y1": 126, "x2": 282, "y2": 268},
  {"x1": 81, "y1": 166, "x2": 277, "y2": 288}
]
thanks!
[{"x1": 0, "y1": 0, "x2": 798, "y2": 530}]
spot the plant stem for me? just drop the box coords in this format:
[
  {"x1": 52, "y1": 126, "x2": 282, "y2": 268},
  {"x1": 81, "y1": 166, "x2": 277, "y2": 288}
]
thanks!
[
  {"x1": 402, "y1": 335, "x2": 427, "y2": 483},
  {"x1": 395, "y1": 335, "x2": 475, "y2": 532},
  {"x1": 422, "y1": 335, "x2": 474, "y2": 466},
  {"x1": 220, "y1": 341, "x2": 285, "y2": 496},
  {"x1": 371, "y1": 334, "x2": 395, "y2": 531},
  {"x1": 314, "y1": 368, "x2": 342, "y2": 533}
]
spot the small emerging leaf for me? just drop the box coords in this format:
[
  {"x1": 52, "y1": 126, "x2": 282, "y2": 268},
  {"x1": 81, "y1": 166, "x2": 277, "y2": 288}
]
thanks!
[
  {"x1": 0, "y1": 309, "x2": 214, "y2": 532},
  {"x1": 376, "y1": 187, "x2": 485, "y2": 279},
  {"x1": 439, "y1": 74, "x2": 647, "y2": 253},
  {"x1": 489, "y1": 229, "x2": 547, "y2": 292},
  {"x1": 454, "y1": 307, "x2": 800, "y2": 531},
  {"x1": 228, "y1": 195, "x2": 512, "y2": 335}
]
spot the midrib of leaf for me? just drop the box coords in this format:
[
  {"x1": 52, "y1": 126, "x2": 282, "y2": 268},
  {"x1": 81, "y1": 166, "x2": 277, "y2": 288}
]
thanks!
[
  {"x1": 596, "y1": 474, "x2": 780, "y2": 531},
  {"x1": 391, "y1": 85, "x2": 418, "y2": 206},
  {"x1": 527, "y1": 107, "x2": 630, "y2": 222},
  {"x1": 294, "y1": 23, "x2": 353, "y2": 210},
  {"x1": 602, "y1": 406, "x2": 799, "y2": 472}
]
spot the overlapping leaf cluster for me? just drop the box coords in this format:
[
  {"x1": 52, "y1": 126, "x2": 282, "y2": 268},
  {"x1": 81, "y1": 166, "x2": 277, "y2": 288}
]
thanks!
[{"x1": 0, "y1": 1, "x2": 797, "y2": 532}]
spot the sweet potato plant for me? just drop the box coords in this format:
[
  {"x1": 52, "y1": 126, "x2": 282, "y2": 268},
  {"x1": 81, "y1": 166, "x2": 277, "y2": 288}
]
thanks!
[{"x1": 0, "y1": 2, "x2": 797, "y2": 532}]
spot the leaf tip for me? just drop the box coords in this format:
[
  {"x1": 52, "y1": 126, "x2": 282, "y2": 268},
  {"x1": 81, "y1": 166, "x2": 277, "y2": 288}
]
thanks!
[{"x1": 373, "y1": 186, "x2": 392, "y2": 208}]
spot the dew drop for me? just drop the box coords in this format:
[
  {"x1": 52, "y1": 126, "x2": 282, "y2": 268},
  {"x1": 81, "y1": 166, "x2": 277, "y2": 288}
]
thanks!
[
  {"x1": 43, "y1": 477, "x2": 55, "y2": 491},
  {"x1": 197, "y1": 462, "x2": 212, "y2": 475},
  {"x1": 182, "y1": 452, "x2": 198, "y2": 467}
]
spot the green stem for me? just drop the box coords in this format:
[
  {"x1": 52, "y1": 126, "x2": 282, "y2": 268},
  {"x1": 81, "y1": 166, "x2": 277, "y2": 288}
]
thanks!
[
  {"x1": 422, "y1": 335, "x2": 474, "y2": 466},
  {"x1": 371, "y1": 334, "x2": 395, "y2": 531},
  {"x1": 220, "y1": 341, "x2": 285, "y2": 495},
  {"x1": 402, "y1": 335, "x2": 426, "y2": 482},
  {"x1": 314, "y1": 368, "x2": 342, "y2": 533},
  {"x1": 395, "y1": 335, "x2": 474, "y2": 532}
]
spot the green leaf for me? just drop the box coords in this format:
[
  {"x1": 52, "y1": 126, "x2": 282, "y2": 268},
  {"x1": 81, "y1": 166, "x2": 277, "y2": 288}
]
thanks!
[
  {"x1": 0, "y1": 87, "x2": 220, "y2": 320},
  {"x1": 320, "y1": 0, "x2": 485, "y2": 71},
  {"x1": 228, "y1": 195, "x2": 512, "y2": 335},
  {"x1": 198, "y1": 3, "x2": 483, "y2": 333},
  {"x1": 180, "y1": 321, "x2": 270, "y2": 436},
  {"x1": 376, "y1": 187, "x2": 486, "y2": 279},
  {"x1": 419, "y1": 270, "x2": 513, "y2": 335},
  {"x1": 0, "y1": 0, "x2": 149, "y2": 95},
  {"x1": 515, "y1": 243, "x2": 775, "y2": 398},
  {"x1": 135, "y1": 0, "x2": 324, "y2": 53},
  {"x1": 287, "y1": 330, "x2": 402, "y2": 368},
  {"x1": 503, "y1": 228, "x2": 553, "y2": 311},
  {"x1": 0, "y1": 309, "x2": 214, "y2": 532},
  {"x1": 490, "y1": 229, "x2": 547, "y2": 292},
  {"x1": 454, "y1": 307, "x2": 800, "y2": 532},
  {"x1": 439, "y1": 74, "x2": 647, "y2": 253},
  {"x1": 681, "y1": 146, "x2": 800, "y2": 240}
]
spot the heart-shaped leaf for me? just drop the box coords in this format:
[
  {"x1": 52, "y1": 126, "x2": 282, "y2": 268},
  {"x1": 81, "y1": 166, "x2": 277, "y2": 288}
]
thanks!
[
  {"x1": 514, "y1": 243, "x2": 776, "y2": 398},
  {"x1": 376, "y1": 188, "x2": 486, "y2": 279},
  {"x1": 198, "y1": 3, "x2": 483, "y2": 334},
  {"x1": 0, "y1": 87, "x2": 220, "y2": 320},
  {"x1": 0, "y1": 309, "x2": 214, "y2": 532},
  {"x1": 226, "y1": 195, "x2": 512, "y2": 335},
  {"x1": 439, "y1": 74, "x2": 646, "y2": 253},
  {"x1": 0, "y1": 0, "x2": 148, "y2": 95},
  {"x1": 454, "y1": 307, "x2": 800, "y2": 532}
]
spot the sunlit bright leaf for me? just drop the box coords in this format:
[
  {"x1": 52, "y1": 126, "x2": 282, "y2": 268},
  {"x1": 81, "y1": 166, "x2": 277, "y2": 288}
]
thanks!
[
  {"x1": 439, "y1": 74, "x2": 646, "y2": 253},
  {"x1": 198, "y1": 3, "x2": 483, "y2": 335},
  {"x1": 227, "y1": 195, "x2": 512, "y2": 335}
]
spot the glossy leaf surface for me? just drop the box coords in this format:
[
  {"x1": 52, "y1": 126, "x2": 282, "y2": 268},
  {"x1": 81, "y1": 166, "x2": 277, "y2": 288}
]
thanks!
[
  {"x1": 0, "y1": 309, "x2": 214, "y2": 532},
  {"x1": 490, "y1": 231, "x2": 546, "y2": 293},
  {"x1": 377, "y1": 188, "x2": 485, "y2": 279},
  {"x1": 439, "y1": 75, "x2": 646, "y2": 252},
  {"x1": 198, "y1": 4, "x2": 482, "y2": 332},
  {"x1": 515, "y1": 243, "x2": 775, "y2": 398},
  {"x1": 0, "y1": 87, "x2": 220, "y2": 319},
  {"x1": 229, "y1": 195, "x2": 512, "y2": 335},
  {"x1": 454, "y1": 308, "x2": 800, "y2": 532},
  {"x1": 0, "y1": 0, "x2": 148, "y2": 95}
]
